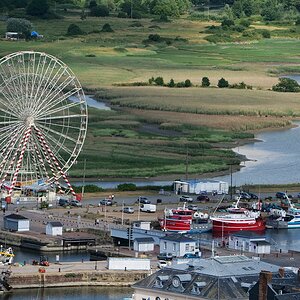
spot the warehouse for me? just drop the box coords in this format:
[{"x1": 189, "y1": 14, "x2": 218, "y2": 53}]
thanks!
[{"x1": 174, "y1": 179, "x2": 228, "y2": 195}]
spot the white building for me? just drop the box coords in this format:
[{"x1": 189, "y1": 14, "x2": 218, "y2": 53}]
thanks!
[
  {"x1": 228, "y1": 232, "x2": 271, "y2": 254},
  {"x1": 132, "y1": 221, "x2": 151, "y2": 231},
  {"x1": 174, "y1": 179, "x2": 228, "y2": 195},
  {"x1": 133, "y1": 237, "x2": 155, "y2": 252},
  {"x1": 4, "y1": 214, "x2": 30, "y2": 232},
  {"x1": 160, "y1": 235, "x2": 196, "y2": 257},
  {"x1": 46, "y1": 221, "x2": 63, "y2": 236}
]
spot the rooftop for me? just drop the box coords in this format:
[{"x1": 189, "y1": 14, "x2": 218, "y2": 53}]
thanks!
[
  {"x1": 4, "y1": 214, "x2": 28, "y2": 220},
  {"x1": 161, "y1": 234, "x2": 195, "y2": 243},
  {"x1": 134, "y1": 237, "x2": 155, "y2": 243},
  {"x1": 48, "y1": 222, "x2": 63, "y2": 227}
]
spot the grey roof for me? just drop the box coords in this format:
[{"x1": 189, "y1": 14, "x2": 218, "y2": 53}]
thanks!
[
  {"x1": 48, "y1": 222, "x2": 63, "y2": 227},
  {"x1": 134, "y1": 237, "x2": 155, "y2": 243},
  {"x1": 161, "y1": 234, "x2": 195, "y2": 243},
  {"x1": 275, "y1": 293, "x2": 300, "y2": 299},
  {"x1": 4, "y1": 214, "x2": 28, "y2": 220},
  {"x1": 255, "y1": 240, "x2": 271, "y2": 246},
  {"x1": 133, "y1": 255, "x2": 284, "y2": 300},
  {"x1": 231, "y1": 231, "x2": 266, "y2": 240}
]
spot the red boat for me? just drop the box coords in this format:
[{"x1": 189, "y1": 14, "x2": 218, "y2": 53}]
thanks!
[
  {"x1": 211, "y1": 196, "x2": 265, "y2": 233},
  {"x1": 210, "y1": 213, "x2": 265, "y2": 233},
  {"x1": 158, "y1": 205, "x2": 209, "y2": 232}
]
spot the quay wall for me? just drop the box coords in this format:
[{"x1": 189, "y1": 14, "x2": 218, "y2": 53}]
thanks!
[{"x1": 8, "y1": 270, "x2": 149, "y2": 289}]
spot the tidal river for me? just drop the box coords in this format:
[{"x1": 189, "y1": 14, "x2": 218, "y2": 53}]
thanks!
[{"x1": 211, "y1": 122, "x2": 300, "y2": 186}]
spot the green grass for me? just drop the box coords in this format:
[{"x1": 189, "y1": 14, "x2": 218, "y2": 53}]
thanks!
[{"x1": 0, "y1": 14, "x2": 299, "y2": 179}]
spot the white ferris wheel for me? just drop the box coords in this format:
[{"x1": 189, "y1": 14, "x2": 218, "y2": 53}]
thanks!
[{"x1": 0, "y1": 51, "x2": 88, "y2": 197}]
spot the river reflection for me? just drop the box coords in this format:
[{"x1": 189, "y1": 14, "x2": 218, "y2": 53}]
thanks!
[{"x1": 2, "y1": 287, "x2": 132, "y2": 300}]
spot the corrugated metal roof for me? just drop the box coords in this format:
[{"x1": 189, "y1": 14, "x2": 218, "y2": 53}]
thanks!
[{"x1": 134, "y1": 237, "x2": 155, "y2": 243}]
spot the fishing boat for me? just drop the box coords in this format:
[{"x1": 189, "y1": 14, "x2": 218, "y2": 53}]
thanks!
[
  {"x1": 210, "y1": 196, "x2": 265, "y2": 234},
  {"x1": 158, "y1": 203, "x2": 210, "y2": 232},
  {"x1": 266, "y1": 195, "x2": 300, "y2": 229}
]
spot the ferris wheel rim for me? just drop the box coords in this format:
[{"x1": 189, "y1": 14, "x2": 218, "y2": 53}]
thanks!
[{"x1": 0, "y1": 51, "x2": 88, "y2": 186}]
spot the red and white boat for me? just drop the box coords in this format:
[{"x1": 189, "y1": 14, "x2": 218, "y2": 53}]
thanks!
[
  {"x1": 211, "y1": 197, "x2": 265, "y2": 233},
  {"x1": 158, "y1": 204, "x2": 209, "y2": 232}
]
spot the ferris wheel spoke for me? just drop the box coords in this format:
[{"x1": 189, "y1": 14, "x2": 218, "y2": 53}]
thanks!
[
  {"x1": 36, "y1": 114, "x2": 85, "y2": 121},
  {"x1": 35, "y1": 88, "x2": 81, "y2": 118},
  {"x1": 37, "y1": 101, "x2": 81, "y2": 119},
  {"x1": 0, "y1": 90, "x2": 24, "y2": 117},
  {"x1": 37, "y1": 123, "x2": 78, "y2": 144},
  {"x1": 34, "y1": 72, "x2": 74, "y2": 115}
]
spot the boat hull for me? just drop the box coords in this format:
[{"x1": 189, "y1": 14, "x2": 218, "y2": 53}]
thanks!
[
  {"x1": 211, "y1": 218, "x2": 265, "y2": 233},
  {"x1": 159, "y1": 218, "x2": 191, "y2": 232}
]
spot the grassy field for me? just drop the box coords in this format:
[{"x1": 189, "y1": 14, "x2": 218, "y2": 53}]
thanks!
[{"x1": 1, "y1": 14, "x2": 300, "y2": 179}]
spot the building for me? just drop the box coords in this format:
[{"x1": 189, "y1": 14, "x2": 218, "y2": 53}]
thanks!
[
  {"x1": 132, "y1": 255, "x2": 286, "y2": 300},
  {"x1": 228, "y1": 232, "x2": 271, "y2": 254},
  {"x1": 4, "y1": 214, "x2": 29, "y2": 232},
  {"x1": 159, "y1": 235, "x2": 196, "y2": 257},
  {"x1": 134, "y1": 237, "x2": 155, "y2": 252},
  {"x1": 46, "y1": 221, "x2": 63, "y2": 236},
  {"x1": 132, "y1": 221, "x2": 151, "y2": 231},
  {"x1": 174, "y1": 179, "x2": 228, "y2": 195},
  {"x1": 249, "y1": 269, "x2": 300, "y2": 300}
]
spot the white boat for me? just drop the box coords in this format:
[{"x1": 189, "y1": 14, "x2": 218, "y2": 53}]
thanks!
[{"x1": 266, "y1": 194, "x2": 300, "y2": 229}]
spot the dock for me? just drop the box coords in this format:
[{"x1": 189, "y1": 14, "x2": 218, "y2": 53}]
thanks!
[{"x1": 6, "y1": 261, "x2": 150, "y2": 289}]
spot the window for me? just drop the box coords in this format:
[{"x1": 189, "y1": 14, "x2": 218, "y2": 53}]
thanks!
[
  {"x1": 164, "y1": 242, "x2": 167, "y2": 250},
  {"x1": 185, "y1": 244, "x2": 190, "y2": 251},
  {"x1": 173, "y1": 243, "x2": 176, "y2": 251}
]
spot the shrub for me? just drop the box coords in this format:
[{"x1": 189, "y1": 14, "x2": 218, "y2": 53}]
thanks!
[
  {"x1": 90, "y1": 5, "x2": 109, "y2": 17},
  {"x1": 148, "y1": 76, "x2": 155, "y2": 84},
  {"x1": 132, "y1": 11, "x2": 142, "y2": 19},
  {"x1": 117, "y1": 183, "x2": 137, "y2": 191},
  {"x1": 240, "y1": 19, "x2": 251, "y2": 28},
  {"x1": 67, "y1": 24, "x2": 84, "y2": 36},
  {"x1": 148, "y1": 34, "x2": 161, "y2": 42},
  {"x1": 129, "y1": 21, "x2": 143, "y2": 27},
  {"x1": 101, "y1": 23, "x2": 113, "y2": 32},
  {"x1": 168, "y1": 78, "x2": 175, "y2": 87},
  {"x1": 185, "y1": 79, "x2": 192, "y2": 87},
  {"x1": 117, "y1": 12, "x2": 127, "y2": 18},
  {"x1": 296, "y1": 17, "x2": 300, "y2": 25},
  {"x1": 218, "y1": 77, "x2": 229, "y2": 88},
  {"x1": 6, "y1": 18, "x2": 32, "y2": 38},
  {"x1": 272, "y1": 78, "x2": 300, "y2": 92},
  {"x1": 176, "y1": 81, "x2": 186, "y2": 88},
  {"x1": 221, "y1": 19, "x2": 235, "y2": 28},
  {"x1": 229, "y1": 81, "x2": 247, "y2": 89},
  {"x1": 261, "y1": 29, "x2": 271, "y2": 38},
  {"x1": 154, "y1": 76, "x2": 164, "y2": 86},
  {"x1": 73, "y1": 185, "x2": 104, "y2": 193},
  {"x1": 201, "y1": 76, "x2": 210, "y2": 87}
]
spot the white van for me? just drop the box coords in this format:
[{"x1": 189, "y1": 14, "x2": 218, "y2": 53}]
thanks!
[{"x1": 140, "y1": 203, "x2": 157, "y2": 213}]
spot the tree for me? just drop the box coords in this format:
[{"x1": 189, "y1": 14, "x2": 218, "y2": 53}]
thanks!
[
  {"x1": 67, "y1": 23, "x2": 84, "y2": 35},
  {"x1": 101, "y1": 23, "x2": 114, "y2": 32},
  {"x1": 6, "y1": 18, "x2": 32, "y2": 38},
  {"x1": 168, "y1": 78, "x2": 175, "y2": 87},
  {"x1": 153, "y1": 0, "x2": 180, "y2": 18},
  {"x1": 26, "y1": 0, "x2": 49, "y2": 16},
  {"x1": 185, "y1": 79, "x2": 192, "y2": 87},
  {"x1": 218, "y1": 77, "x2": 229, "y2": 88},
  {"x1": 272, "y1": 78, "x2": 300, "y2": 92},
  {"x1": 201, "y1": 76, "x2": 210, "y2": 87},
  {"x1": 90, "y1": 4, "x2": 109, "y2": 17},
  {"x1": 154, "y1": 76, "x2": 164, "y2": 86},
  {"x1": 261, "y1": 0, "x2": 284, "y2": 21},
  {"x1": 89, "y1": 0, "x2": 97, "y2": 9}
]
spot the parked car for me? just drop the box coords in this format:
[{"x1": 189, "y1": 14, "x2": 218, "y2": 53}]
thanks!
[
  {"x1": 157, "y1": 260, "x2": 170, "y2": 269},
  {"x1": 183, "y1": 253, "x2": 199, "y2": 259},
  {"x1": 140, "y1": 203, "x2": 156, "y2": 213},
  {"x1": 58, "y1": 198, "x2": 70, "y2": 207},
  {"x1": 157, "y1": 252, "x2": 174, "y2": 261},
  {"x1": 136, "y1": 196, "x2": 151, "y2": 204},
  {"x1": 123, "y1": 207, "x2": 134, "y2": 214},
  {"x1": 99, "y1": 199, "x2": 112, "y2": 206},
  {"x1": 187, "y1": 204, "x2": 198, "y2": 211},
  {"x1": 70, "y1": 200, "x2": 82, "y2": 207},
  {"x1": 196, "y1": 195, "x2": 210, "y2": 202},
  {"x1": 276, "y1": 192, "x2": 287, "y2": 199},
  {"x1": 179, "y1": 195, "x2": 193, "y2": 202},
  {"x1": 248, "y1": 193, "x2": 258, "y2": 200},
  {"x1": 239, "y1": 192, "x2": 251, "y2": 200}
]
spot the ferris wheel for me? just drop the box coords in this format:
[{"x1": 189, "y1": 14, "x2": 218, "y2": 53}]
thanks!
[{"x1": 0, "y1": 51, "x2": 88, "y2": 196}]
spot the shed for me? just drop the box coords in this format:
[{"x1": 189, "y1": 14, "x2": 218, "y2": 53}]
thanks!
[
  {"x1": 133, "y1": 237, "x2": 155, "y2": 252},
  {"x1": 228, "y1": 232, "x2": 271, "y2": 254},
  {"x1": 46, "y1": 221, "x2": 63, "y2": 236},
  {"x1": 160, "y1": 234, "x2": 196, "y2": 257},
  {"x1": 4, "y1": 214, "x2": 29, "y2": 232}
]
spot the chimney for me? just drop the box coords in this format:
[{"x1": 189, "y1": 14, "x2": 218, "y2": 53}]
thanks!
[
  {"x1": 259, "y1": 270, "x2": 272, "y2": 300},
  {"x1": 278, "y1": 267, "x2": 285, "y2": 278}
]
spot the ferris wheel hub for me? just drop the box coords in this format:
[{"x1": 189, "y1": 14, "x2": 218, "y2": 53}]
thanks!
[{"x1": 25, "y1": 116, "x2": 35, "y2": 127}]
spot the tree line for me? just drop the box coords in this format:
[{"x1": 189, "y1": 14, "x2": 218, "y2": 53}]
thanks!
[{"x1": 1, "y1": 0, "x2": 300, "y2": 21}]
